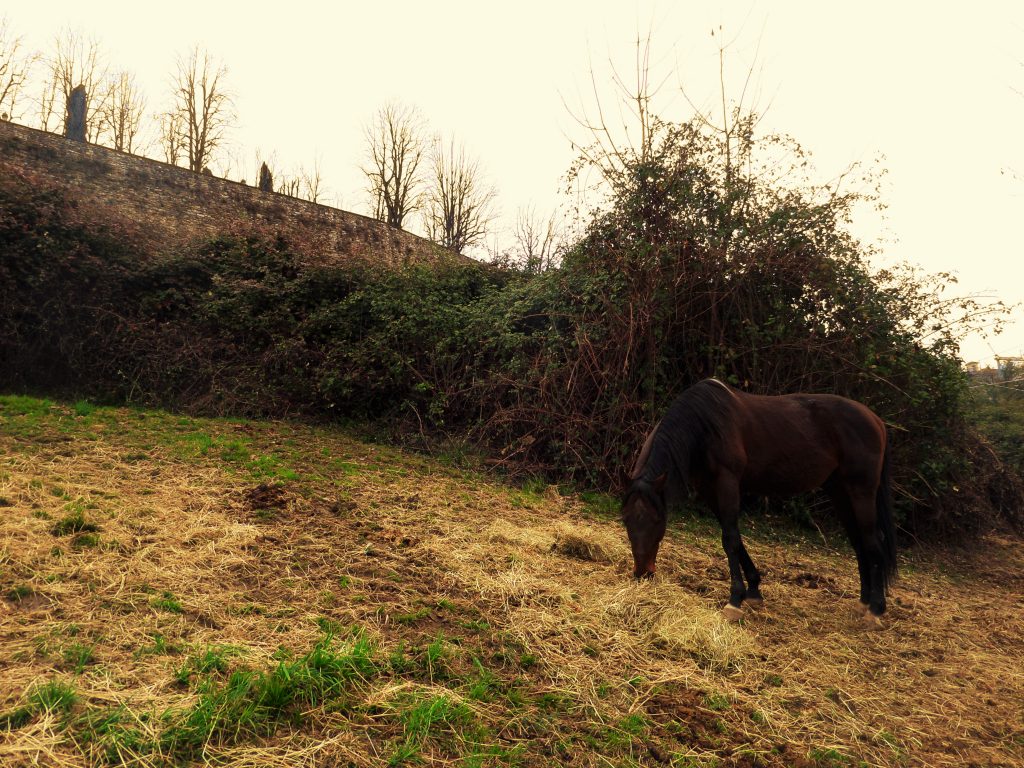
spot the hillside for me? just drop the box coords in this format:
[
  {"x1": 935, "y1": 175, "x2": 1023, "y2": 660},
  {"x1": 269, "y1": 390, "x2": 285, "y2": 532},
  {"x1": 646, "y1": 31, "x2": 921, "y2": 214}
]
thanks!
[
  {"x1": 1, "y1": 396, "x2": 1021, "y2": 767},
  {"x1": 0, "y1": 120, "x2": 452, "y2": 269}
]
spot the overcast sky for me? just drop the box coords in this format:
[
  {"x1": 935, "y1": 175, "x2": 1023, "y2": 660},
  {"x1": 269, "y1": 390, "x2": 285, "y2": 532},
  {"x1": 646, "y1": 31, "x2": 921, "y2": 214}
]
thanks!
[{"x1": 7, "y1": 1, "x2": 1024, "y2": 364}]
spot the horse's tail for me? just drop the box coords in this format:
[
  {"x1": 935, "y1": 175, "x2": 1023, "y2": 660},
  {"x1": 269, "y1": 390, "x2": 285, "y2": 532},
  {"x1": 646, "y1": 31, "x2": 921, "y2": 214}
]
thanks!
[{"x1": 876, "y1": 436, "x2": 898, "y2": 591}]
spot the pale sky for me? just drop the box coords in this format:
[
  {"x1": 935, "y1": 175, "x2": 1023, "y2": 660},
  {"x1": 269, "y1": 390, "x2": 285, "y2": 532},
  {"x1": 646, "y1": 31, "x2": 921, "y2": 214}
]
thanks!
[{"x1": 6, "y1": 1, "x2": 1024, "y2": 364}]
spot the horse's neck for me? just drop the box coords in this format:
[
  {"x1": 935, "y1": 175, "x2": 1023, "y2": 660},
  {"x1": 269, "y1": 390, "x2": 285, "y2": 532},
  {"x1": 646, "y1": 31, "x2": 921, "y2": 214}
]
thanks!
[
  {"x1": 630, "y1": 419, "x2": 662, "y2": 480},
  {"x1": 633, "y1": 429, "x2": 688, "y2": 486}
]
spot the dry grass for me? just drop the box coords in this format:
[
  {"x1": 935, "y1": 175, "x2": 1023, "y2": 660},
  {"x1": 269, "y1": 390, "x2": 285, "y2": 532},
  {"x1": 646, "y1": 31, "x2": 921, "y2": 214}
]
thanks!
[{"x1": 1, "y1": 397, "x2": 1022, "y2": 767}]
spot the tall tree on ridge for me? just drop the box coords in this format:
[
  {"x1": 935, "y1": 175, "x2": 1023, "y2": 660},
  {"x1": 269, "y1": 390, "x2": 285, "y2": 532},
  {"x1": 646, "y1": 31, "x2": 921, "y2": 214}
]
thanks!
[
  {"x1": 37, "y1": 28, "x2": 108, "y2": 140},
  {"x1": 170, "y1": 46, "x2": 233, "y2": 172},
  {"x1": 97, "y1": 70, "x2": 146, "y2": 152},
  {"x1": 424, "y1": 136, "x2": 497, "y2": 254},
  {"x1": 0, "y1": 16, "x2": 34, "y2": 121},
  {"x1": 362, "y1": 101, "x2": 427, "y2": 228}
]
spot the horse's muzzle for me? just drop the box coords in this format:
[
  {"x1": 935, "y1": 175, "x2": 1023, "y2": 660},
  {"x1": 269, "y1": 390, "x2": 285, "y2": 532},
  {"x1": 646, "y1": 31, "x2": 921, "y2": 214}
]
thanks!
[{"x1": 633, "y1": 568, "x2": 656, "y2": 580}]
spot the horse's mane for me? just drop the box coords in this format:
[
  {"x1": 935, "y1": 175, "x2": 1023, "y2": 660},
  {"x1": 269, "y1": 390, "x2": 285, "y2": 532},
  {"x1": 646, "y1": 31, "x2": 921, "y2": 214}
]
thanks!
[{"x1": 627, "y1": 379, "x2": 736, "y2": 512}]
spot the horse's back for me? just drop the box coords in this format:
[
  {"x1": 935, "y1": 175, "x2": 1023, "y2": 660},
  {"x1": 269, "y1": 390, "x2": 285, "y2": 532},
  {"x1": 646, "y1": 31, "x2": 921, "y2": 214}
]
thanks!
[{"x1": 719, "y1": 387, "x2": 885, "y2": 494}]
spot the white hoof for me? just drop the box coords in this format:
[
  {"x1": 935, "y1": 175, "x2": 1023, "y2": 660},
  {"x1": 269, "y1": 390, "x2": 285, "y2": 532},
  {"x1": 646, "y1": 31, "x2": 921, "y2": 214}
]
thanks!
[
  {"x1": 722, "y1": 604, "x2": 745, "y2": 622},
  {"x1": 857, "y1": 601, "x2": 870, "y2": 617}
]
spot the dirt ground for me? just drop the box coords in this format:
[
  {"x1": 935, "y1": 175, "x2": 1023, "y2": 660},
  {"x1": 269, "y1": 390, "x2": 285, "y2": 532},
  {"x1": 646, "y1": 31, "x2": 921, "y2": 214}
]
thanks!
[{"x1": 1, "y1": 398, "x2": 1022, "y2": 767}]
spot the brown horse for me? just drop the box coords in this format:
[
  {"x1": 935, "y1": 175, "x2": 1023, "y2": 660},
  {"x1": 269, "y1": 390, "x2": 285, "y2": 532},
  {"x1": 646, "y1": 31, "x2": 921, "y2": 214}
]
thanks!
[{"x1": 621, "y1": 378, "x2": 896, "y2": 628}]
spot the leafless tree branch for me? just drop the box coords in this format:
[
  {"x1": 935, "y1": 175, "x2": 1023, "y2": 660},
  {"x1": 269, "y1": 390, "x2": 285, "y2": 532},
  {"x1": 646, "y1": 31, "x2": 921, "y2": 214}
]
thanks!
[
  {"x1": 361, "y1": 101, "x2": 427, "y2": 228},
  {"x1": 424, "y1": 136, "x2": 497, "y2": 255},
  {"x1": 156, "y1": 110, "x2": 184, "y2": 165},
  {"x1": 37, "y1": 29, "x2": 108, "y2": 139},
  {"x1": 169, "y1": 47, "x2": 234, "y2": 172},
  {"x1": 96, "y1": 70, "x2": 145, "y2": 152},
  {"x1": 511, "y1": 205, "x2": 563, "y2": 273},
  {"x1": 0, "y1": 16, "x2": 34, "y2": 121}
]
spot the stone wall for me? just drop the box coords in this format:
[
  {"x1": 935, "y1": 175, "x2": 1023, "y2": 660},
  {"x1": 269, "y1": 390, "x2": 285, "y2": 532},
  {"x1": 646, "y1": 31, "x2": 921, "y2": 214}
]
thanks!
[{"x1": 0, "y1": 119, "x2": 453, "y2": 267}]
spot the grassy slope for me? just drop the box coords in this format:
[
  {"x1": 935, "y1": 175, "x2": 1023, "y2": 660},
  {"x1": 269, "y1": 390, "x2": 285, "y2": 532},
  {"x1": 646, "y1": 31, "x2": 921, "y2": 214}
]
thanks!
[{"x1": 0, "y1": 396, "x2": 1022, "y2": 768}]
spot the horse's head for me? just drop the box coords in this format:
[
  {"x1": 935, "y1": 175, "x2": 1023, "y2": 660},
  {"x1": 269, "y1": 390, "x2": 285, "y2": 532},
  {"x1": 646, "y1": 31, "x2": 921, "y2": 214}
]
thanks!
[{"x1": 621, "y1": 473, "x2": 668, "y2": 579}]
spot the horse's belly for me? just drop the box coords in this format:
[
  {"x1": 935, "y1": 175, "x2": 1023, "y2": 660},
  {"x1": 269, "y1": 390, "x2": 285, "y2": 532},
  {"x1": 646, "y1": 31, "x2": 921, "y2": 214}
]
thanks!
[{"x1": 741, "y1": 458, "x2": 835, "y2": 496}]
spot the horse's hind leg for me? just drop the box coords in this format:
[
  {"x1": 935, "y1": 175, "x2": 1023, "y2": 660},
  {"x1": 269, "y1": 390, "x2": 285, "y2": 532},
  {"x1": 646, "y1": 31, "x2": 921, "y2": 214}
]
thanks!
[
  {"x1": 839, "y1": 483, "x2": 887, "y2": 628},
  {"x1": 854, "y1": 495, "x2": 888, "y2": 623},
  {"x1": 827, "y1": 483, "x2": 871, "y2": 616}
]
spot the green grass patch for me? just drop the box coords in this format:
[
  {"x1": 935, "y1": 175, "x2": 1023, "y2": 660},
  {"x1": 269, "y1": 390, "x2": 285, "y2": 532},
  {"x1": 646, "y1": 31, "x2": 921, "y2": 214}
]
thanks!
[
  {"x1": 71, "y1": 532, "x2": 101, "y2": 549},
  {"x1": 168, "y1": 429, "x2": 300, "y2": 482},
  {"x1": 0, "y1": 394, "x2": 54, "y2": 417},
  {"x1": 30, "y1": 679, "x2": 77, "y2": 713},
  {"x1": 0, "y1": 627, "x2": 375, "y2": 759},
  {"x1": 393, "y1": 607, "x2": 432, "y2": 625},
  {"x1": 7, "y1": 584, "x2": 34, "y2": 602},
  {"x1": 135, "y1": 633, "x2": 181, "y2": 658},
  {"x1": 150, "y1": 591, "x2": 184, "y2": 614},
  {"x1": 61, "y1": 642, "x2": 96, "y2": 673},
  {"x1": 72, "y1": 705, "x2": 146, "y2": 764},
  {"x1": 389, "y1": 692, "x2": 476, "y2": 766},
  {"x1": 313, "y1": 616, "x2": 345, "y2": 635},
  {"x1": 420, "y1": 634, "x2": 451, "y2": 681},
  {"x1": 594, "y1": 712, "x2": 650, "y2": 749},
  {"x1": 389, "y1": 643, "x2": 413, "y2": 675},
  {"x1": 73, "y1": 400, "x2": 97, "y2": 417},
  {"x1": 466, "y1": 657, "x2": 502, "y2": 703},
  {"x1": 703, "y1": 692, "x2": 731, "y2": 711},
  {"x1": 51, "y1": 507, "x2": 100, "y2": 537},
  {"x1": 173, "y1": 645, "x2": 240, "y2": 685},
  {"x1": 579, "y1": 490, "x2": 620, "y2": 519},
  {"x1": 0, "y1": 679, "x2": 78, "y2": 729},
  {"x1": 160, "y1": 630, "x2": 378, "y2": 760}
]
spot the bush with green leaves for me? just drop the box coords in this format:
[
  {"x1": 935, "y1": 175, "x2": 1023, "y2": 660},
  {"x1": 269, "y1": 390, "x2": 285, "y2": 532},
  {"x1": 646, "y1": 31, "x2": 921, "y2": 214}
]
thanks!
[
  {"x1": 0, "y1": 118, "x2": 1017, "y2": 536},
  {"x1": 458, "y1": 113, "x2": 1013, "y2": 532}
]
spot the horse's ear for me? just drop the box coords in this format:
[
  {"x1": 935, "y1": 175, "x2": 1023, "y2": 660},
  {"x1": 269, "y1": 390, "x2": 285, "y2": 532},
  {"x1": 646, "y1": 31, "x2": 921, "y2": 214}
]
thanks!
[{"x1": 653, "y1": 473, "x2": 668, "y2": 493}]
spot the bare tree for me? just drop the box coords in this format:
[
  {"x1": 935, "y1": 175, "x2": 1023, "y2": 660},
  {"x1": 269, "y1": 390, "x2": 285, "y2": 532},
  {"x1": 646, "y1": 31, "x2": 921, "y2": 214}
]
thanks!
[
  {"x1": 156, "y1": 109, "x2": 184, "y2": 165},
  {"x1": 96, "y1": 70, "x2": 145, "y2": 152},
  {"x1": 170, "y1": 47, "x2": 233, "y2": 172},
  {"x1": 424, "y1": 136, "x2": 497, "y2": 254},
  {"x1": 278, "y1": 174, "x2": 301, "y2": 197},
  {"x1": 511, "y1": 205, "x2": 562, "y2": 273},
  {"x1": 37, "y1": 29, "x2": 108, "y2": 139},
  {"x1": 0, "y1": 16, "x2": 34, "y2": 120},
  {"x1": 228, "y1": 147, "x2": 279, "y2": 187},
  {"x1": 298, "y1": 158, "x2": 325, "y2": 203},
  {"x1": 362, "y1": 101, "x2": 427, "y2": 228},
  {"x1": 273, "y1": 161, "x2": 327, "y2": 203}
]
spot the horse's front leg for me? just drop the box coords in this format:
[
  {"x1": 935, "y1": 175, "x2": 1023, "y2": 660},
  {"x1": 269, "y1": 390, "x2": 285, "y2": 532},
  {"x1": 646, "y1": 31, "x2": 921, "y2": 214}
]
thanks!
[
  {"x1": 737, "y1": 541, "x2": 763, "y2": 607},
  {"x1": 712, "y1": 473, "x2": 748, "y2": 621}
]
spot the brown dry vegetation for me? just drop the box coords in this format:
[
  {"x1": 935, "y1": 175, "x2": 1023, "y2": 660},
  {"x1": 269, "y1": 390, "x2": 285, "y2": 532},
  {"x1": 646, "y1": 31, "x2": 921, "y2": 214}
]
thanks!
[{"x1": 1, "y1": 395, "x2": 1022, "y2": 768}]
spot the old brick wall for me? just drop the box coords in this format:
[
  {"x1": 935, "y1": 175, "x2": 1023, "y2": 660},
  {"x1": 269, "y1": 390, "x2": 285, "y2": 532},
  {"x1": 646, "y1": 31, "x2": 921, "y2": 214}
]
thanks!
[{"x1": 0, "y1": 119, "x2": 454, "y2": 267}]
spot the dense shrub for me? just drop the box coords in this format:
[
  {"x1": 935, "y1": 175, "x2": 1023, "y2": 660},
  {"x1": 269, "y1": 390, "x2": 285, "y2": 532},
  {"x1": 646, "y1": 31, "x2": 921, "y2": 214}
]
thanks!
[
  {"x1": 0, "y1": 176, "x2": 501, "y2": 419},
  {"x1": 457, "y1": 115, "x2": 1012, "y2": 534},
  {"x1": 0, "y1": 116, "x2": 1018, "y2": 538},
  {"x1": 970, "y1": 372, "x2": 1024, "y2": 525}
]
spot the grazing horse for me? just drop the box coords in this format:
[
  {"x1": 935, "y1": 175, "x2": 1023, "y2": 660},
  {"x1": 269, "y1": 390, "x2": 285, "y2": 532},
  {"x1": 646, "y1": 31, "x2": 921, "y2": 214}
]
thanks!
[{"x1": 621, "y1": 378, "x2": 897, "y2": 628}]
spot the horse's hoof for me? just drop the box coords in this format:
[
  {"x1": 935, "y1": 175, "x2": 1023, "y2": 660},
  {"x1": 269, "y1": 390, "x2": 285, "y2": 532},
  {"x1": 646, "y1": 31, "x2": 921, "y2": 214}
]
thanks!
[
  {"x1": 860, "y1": 611, "x2": 883, "y2": 630},
  {"x1": 856, "y1": 601, "x2": 870, "y2": 617},
  {"x1": 743, "y1": 596, "x2": 764, "y2": 609},
  {"x1": 722, "y1": 604, "x2": 745, "y2": 622}
]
